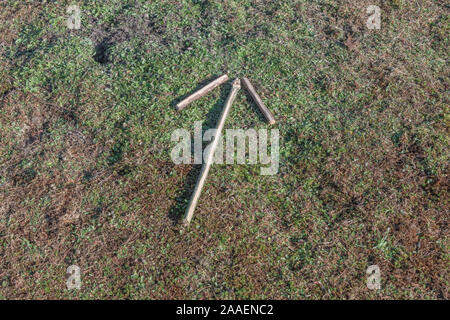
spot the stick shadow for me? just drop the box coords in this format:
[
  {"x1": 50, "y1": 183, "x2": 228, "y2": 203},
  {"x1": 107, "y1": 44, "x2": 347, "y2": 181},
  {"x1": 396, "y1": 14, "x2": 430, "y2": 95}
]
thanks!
[{"x1": 243, "y1": 87, "x2": 268, "y2": 124}]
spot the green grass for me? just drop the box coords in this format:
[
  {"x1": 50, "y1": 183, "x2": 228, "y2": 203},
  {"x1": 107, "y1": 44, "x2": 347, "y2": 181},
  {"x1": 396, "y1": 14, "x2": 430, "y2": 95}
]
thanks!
[{"x1": 0, "y1": 0, "x2": 448, "y2": 299}]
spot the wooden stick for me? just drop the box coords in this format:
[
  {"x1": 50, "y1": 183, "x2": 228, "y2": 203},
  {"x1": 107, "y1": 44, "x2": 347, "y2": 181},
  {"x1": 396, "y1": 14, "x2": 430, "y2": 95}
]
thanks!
[
  {"x1": 176, "y1": 74, "x2": 229, "y2": 111},
  {"x1": 242, "y1": 77, "x2": 276, "y2": 125},
  {"x1": 183, "y1": 78, "x2": 241, "y2": 226}
]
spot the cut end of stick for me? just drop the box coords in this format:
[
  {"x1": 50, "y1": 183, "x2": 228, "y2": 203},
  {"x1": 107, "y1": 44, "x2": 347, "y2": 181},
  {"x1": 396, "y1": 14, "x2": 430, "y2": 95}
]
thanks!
[
  {"x1": 175, "y1": 103, "x2": 184, "y2": 111},
  {"x1": 232, "y1": 78, "x2": 241, "y2": 89}
]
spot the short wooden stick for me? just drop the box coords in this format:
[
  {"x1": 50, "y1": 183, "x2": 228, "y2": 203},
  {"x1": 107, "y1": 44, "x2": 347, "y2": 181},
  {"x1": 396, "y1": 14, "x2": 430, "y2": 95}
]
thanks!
[
  {"x1": 242, "y1": 77, "x2": 276, "y2": 125},
  {"x1": 183, "y1": 79, "x2": 241, "y2": 226},
  {"x1": 176, "y1": 74, "x2": 229, "y2": 111}
]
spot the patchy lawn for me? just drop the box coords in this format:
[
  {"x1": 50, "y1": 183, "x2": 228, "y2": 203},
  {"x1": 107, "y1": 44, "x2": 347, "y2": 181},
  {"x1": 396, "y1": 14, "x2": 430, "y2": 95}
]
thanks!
[{"x1": 0, "y1": 0, "x2": 448, "y2": 299}]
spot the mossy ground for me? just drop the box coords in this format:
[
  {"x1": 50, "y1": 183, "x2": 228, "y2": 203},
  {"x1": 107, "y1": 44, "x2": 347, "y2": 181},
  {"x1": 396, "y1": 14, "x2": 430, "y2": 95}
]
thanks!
[{"x1": 0, "y1": 0, "x2": 448, "y2": 299}]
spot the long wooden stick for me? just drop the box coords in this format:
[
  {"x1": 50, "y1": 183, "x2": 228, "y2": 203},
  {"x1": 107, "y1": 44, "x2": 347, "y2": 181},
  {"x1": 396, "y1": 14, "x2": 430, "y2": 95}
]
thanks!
[
  {"x1": 176, "y1": 74, "x2": 229, "y2": 111},
  {"x1": 242, "y1": 77, "x2": 276, "y2": 125},
  {"x1": 183, "y1": 78, "x2": 241, "y2": 226}
]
